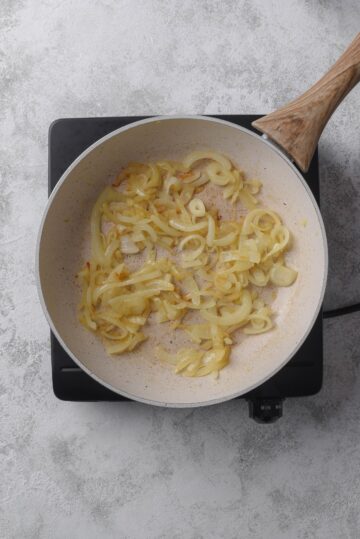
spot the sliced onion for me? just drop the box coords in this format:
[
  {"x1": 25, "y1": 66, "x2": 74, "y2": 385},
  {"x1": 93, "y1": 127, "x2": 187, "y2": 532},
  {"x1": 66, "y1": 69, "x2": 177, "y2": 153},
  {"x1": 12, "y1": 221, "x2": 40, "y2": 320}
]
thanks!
[
  {"x1": 189, "y1": 198, "x2": 206, "y2": 217},
  {"x1": 213, "y1": 231, "x2": 237, "y2": 247},
  {"x1": 206, "y1": 215, "x2": 215, "y2": 246},
  {"x1": 169, "y1": 219, "x2": 208, "y2": 232},
  {"x1": 183, "y1": 151, "x2": 232, "y2": 171},
  {"x1": 201, "y1": 290, "x2": 252, "y2": 326},
  {"x1": 270, "y1": 265, "x2": 298, "y2": 286},
  {"x1": 242, "y1": 209, "x2": 281, "y2": 235},
  {"x1": 79, "y1": 151, "x2": 297, "y2": 379},
  {"x1": 178, "y1": 234, "x2": 206, "y2": 261},
  {"x1": 120, "y1": 236, "x2": 139, "y2": 254},
  {"x1": 164, "y1": 176, "x2": 181, "y2": 193},
  {"x1": 248, "y1": 268, "x2": 269, "y2": 287},
  {"x1": 207, "y1": 163, "x2": 234, "y2": 186}
]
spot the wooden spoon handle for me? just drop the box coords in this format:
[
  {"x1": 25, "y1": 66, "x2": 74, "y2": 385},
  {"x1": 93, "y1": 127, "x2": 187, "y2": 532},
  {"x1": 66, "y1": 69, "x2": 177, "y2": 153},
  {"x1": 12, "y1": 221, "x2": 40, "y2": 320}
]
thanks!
[{"x1": 252, "y1": 33, "x2": 360, "y2": 172}]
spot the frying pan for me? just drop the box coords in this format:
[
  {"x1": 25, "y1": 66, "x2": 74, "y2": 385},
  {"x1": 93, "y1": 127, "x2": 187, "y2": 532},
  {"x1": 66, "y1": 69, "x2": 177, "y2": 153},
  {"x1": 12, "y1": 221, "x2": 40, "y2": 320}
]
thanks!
[{"x1": 37, "y1": 34, "x2": 360, "y2": 407}]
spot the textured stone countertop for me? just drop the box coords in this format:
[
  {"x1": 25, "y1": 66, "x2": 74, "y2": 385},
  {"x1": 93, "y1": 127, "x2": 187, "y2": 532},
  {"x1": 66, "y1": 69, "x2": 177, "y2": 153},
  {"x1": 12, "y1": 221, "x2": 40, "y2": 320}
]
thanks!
[{"x1": 1, "y1": 1, "x2": 360, "y2": 538}]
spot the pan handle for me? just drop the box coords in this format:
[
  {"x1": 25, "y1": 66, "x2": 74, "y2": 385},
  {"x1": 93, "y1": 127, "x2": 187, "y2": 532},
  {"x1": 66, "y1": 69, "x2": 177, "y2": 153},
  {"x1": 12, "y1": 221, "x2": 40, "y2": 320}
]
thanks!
[{"x1": 252, "y1": 33, "x2": 360, "y2": 172}]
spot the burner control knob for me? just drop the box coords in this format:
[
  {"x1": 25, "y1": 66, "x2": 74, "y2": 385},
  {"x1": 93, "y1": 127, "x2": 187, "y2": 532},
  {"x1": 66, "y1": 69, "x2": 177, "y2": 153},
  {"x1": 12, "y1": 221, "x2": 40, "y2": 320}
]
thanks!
[{"x1": 247, "y1": 398, "x2": 283, "y2": 423}]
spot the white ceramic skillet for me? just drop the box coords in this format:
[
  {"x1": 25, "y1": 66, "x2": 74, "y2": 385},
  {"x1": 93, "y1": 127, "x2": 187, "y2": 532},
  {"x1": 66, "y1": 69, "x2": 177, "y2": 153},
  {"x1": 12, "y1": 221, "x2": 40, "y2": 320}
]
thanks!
[{"x1": 37, "y1": 35, "x2": 360, "y2": 407}]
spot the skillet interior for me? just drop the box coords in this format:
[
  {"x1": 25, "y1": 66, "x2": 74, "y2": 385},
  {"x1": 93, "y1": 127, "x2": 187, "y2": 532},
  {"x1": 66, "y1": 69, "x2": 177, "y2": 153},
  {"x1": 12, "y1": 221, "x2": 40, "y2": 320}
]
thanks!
[{"x1": 37, "y1": 116, "x2": 327, "y2": 406}]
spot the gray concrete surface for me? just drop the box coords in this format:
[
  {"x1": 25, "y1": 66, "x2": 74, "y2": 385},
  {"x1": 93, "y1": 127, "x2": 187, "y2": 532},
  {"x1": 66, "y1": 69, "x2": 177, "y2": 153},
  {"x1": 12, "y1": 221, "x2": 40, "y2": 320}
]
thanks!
[{"x1": 1, "y1": 1, "x2": 360, "y2": 538}]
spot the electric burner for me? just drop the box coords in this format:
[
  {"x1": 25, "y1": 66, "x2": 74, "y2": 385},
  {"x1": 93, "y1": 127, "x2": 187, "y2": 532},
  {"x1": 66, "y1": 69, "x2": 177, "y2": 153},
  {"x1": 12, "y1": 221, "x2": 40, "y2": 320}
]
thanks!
[{"x1": 48, "y1": 116, "x2": 323, "y2": 422}]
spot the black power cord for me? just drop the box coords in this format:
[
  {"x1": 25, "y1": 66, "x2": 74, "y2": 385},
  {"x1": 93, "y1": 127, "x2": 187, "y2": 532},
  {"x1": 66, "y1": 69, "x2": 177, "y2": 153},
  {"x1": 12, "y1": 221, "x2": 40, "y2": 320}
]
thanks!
[{"x1": 323, "y1": 303, "x2": 360, "y2": 319}]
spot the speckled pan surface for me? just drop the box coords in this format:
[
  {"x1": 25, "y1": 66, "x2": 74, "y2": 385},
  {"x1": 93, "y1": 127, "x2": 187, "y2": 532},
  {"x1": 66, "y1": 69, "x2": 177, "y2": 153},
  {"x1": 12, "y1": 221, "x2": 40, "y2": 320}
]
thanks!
[{"x1": 37, "y1": 116, "x2": 328, "y2": 406}]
